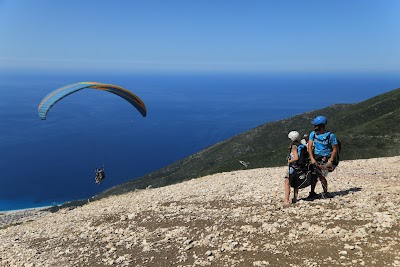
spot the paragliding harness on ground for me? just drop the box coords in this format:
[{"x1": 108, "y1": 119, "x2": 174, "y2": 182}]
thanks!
[
  {"x1": 289, "y1": 144, "x2": 318, "y2": 189},
  {"x1": 95, "y1": 165, "x2": 105, "y2": 184}
]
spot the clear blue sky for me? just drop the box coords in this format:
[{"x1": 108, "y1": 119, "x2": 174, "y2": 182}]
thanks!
[{"x1": 1, "y1": 0, "x2": 399, "y2": 73}]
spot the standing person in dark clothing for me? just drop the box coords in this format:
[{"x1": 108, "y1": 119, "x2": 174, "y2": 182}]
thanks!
[{"x1": 283, "y1": 131, "x2": 301, "y2": 205}]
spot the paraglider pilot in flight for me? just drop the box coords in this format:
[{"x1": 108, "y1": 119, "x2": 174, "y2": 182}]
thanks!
[
  {"x1": 37, "y1": 82, "x2": 147, "y2": 186},
  {"x1": 95, "y1": 165, "x2": 105, "y2": 184}
]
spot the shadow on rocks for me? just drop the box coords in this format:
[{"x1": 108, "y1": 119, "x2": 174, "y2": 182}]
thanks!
[
  {"x1": 301, "y1": 187, "x2": 362, "y2": 201},
  {"x1": 332, "y1": 186, "x2": 362, "y2": 196}
]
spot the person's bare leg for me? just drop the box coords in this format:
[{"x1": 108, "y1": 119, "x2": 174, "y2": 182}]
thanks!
[
  {"x1": 320, "y1": 176, "x2": 328, "y2": 193},
  {"x1": 284, "y1": 178, "x2": 291, "y2": 205},
  {"x1": 293, "y1": 188, "x2": 299, "y2": 203}
]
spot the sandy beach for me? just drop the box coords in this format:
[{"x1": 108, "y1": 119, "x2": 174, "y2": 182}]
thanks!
[{"x1": 0, "y1": 156, "x2": 399, "y2": 266}]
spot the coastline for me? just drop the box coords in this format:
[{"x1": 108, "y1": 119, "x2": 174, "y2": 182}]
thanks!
[
  {"x1": 0, "y1": 206, "x2": 53, "y2": 228},
  {"x1": 1, "y1": 205, "x2": 53, "y2": 214}
]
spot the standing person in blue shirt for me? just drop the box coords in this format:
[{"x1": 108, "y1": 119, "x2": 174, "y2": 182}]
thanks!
[{"x1": 307, "y1": 116, "x2": 339, "y2": 199}]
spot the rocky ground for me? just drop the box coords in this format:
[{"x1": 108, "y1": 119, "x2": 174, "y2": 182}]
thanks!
[{"x1": 0, "y1": 156, "x2": 399, "y2": 267}]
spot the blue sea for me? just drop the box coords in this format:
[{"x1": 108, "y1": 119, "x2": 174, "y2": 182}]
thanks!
[{"x1": 1, "y1": 71, "x2": 399, "y2": 211}]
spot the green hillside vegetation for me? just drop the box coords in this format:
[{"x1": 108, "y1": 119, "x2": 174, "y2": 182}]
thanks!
[
  {"x1": 74, "y1": 88, "x2": 396, "y2": 202},
  {"x1": 92, "y1": 87, "x2": 400, "y2": 200}
]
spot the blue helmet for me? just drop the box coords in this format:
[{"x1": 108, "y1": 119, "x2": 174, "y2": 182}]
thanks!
[{"x1": 312, "y1": 116, "x2": 327, "y2": 125}]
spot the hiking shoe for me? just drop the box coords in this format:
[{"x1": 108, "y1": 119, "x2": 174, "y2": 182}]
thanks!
[{"x1": 306, "y1": 192, "x2": 318, "y2": 200}]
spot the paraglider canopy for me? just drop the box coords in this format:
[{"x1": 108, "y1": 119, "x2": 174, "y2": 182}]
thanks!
[{"x1": 38, "y1": 82, "x2": 147, "y2": 120}]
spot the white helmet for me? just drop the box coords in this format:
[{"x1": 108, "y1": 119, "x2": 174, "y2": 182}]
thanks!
[{"x1": 288, "y1": 131, "x2": 300, "y2": 141}]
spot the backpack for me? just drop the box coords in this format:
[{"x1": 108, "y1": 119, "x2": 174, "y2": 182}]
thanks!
[
  {"x1": 289, "y1": 166, "x2": 317, "y2": 189},
  {"x1": 296, "y1": 144, "x2": 310, "y2": 168},
  {"x1": 289, "y1": 144, "x2": 315, "y2": 189},
  {"x1": 312, "y1": 132, "x2": 341, "y2": 164}
]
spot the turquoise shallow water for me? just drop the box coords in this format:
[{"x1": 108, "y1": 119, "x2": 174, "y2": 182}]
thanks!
[{"x1": 0, "y1": 71, "x2": 399, "y2": 211}]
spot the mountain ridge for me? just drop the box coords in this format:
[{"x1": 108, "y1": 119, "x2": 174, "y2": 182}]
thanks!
[{"x1": 91, "y1": 87, "x2": 400, "y2": 200}]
